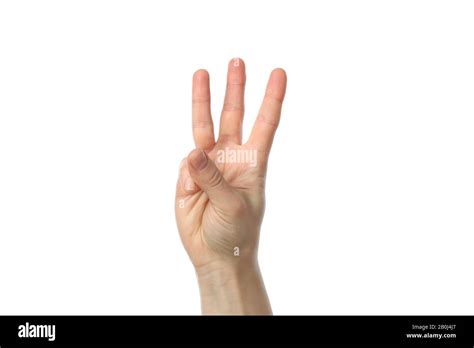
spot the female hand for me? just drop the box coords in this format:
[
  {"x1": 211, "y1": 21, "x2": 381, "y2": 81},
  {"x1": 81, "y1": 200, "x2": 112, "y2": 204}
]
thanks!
[{"x1": 175, "y1": 58, "x2": 287, "y2": 314}]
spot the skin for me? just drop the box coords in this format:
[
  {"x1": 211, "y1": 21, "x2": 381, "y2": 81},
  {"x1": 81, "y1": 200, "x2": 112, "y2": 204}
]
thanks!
[{"x1": 175, "y1": 58, "x2": 287, "y2": 315}]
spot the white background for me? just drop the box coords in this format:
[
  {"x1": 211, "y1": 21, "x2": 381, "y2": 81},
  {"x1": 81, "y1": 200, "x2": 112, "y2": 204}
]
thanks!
[{"x1": 1, "y1": 1, "x2": 473, "y2": 315}]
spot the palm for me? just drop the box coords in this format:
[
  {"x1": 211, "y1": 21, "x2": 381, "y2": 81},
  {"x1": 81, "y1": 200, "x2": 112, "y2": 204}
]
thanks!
[
  {"x1": 175, "y1": 58, "x2": 286, "y2": 269},
  {"x1": 207, "y1": 142, "x2": 263, "y2": 191}
]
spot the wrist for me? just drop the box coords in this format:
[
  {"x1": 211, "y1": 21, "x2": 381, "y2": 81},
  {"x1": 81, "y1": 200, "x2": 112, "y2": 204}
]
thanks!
[
  {"x1": 195, "y1": 259, "x2": 272, "y2": 315},
  {"x1": 195, "y1": 256, "x2": 258, "y2": 280}
]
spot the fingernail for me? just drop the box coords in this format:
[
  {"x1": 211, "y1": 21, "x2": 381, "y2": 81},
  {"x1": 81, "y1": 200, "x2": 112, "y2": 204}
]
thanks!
[
  {"x1": 184, "y1": 177, "x2": 196, "y2": 191},
  {"x1": 233, "y1": 57, "x2": 240, "y2": 67},
  {"x1": 189, "y1": 149, "x2": 208, "y2": 171}
]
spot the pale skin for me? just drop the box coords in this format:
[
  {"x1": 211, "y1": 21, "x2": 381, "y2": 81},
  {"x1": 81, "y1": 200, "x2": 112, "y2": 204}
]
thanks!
[{"x1": 175, "y1": 58, "x2": 287, "y2": 315}]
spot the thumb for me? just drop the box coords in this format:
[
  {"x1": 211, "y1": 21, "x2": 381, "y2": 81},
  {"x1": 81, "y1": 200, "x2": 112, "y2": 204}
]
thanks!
[{"x1": 187, "y1": 149, "x2": 235, "y2": 207}]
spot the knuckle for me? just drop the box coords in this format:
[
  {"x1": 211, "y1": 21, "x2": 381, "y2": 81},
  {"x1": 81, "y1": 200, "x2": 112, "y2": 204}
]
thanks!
[
  {"x1": 257, "y1": 112, "x2": 279, "y2": 128},
  {"x1": 218, "y1": 133, "x2": 237, "y2": 144},
  {"x1": 222, "y1": 102, "x2": 244, "y2": 112},
  {"x1": 179, "y1": 158, "x2": 189, "y2": 177},
  {"x1": 192, "y1": 97, "x2": 210, "y2": 104},
  {"x1": 264, "y1": 93, "x2": 283, "y2": 105},
  {"x1": 192, "y1": 120, "x2": 213, "y2": 129}
]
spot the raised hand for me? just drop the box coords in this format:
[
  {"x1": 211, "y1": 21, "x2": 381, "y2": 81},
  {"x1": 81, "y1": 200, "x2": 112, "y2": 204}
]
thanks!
[{"x1": 175, "y1": 58, "x2": 287, "y2": 314}]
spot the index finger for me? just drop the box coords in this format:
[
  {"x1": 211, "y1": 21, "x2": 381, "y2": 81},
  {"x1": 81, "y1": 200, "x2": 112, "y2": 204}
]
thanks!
[{"x1": 192, "y1": 69, "x2": 215, "y2": 150}]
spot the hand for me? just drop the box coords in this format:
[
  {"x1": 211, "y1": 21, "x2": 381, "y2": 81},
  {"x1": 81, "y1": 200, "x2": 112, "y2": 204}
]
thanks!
[{"x1": 175, "y1": 58, "x2": 287, "y2": 314}]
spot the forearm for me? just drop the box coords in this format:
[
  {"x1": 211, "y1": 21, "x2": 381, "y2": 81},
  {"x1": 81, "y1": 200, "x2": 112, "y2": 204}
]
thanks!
[{"x1": 196, "y1": 260, "x2": 272, "y2": 315}]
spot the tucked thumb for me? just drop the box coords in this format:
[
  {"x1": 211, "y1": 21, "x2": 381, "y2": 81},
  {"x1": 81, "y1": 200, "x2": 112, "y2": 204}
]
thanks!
[{"x1": 187, "y1": 149, "x2": 234, "y2": 206}]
